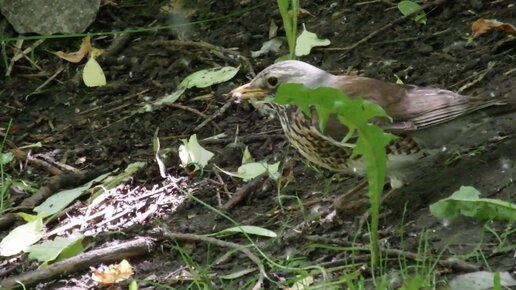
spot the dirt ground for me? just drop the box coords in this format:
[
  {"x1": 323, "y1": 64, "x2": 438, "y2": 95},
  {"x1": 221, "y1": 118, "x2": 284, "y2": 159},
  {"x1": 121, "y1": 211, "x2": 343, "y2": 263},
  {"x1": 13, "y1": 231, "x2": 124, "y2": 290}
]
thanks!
[{"x1": 0, "y1": 0, "x2": 515, "y2": 289}]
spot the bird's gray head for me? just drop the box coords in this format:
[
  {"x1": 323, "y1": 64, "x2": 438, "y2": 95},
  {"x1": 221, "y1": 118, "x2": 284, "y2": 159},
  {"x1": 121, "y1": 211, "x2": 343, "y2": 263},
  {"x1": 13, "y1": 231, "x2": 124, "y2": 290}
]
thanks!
[
  {"x1": 251, "y1": 60, "x2": 336, "y2": 90},
  {"x1": 230, "y1": 60, "x2": 337, "y2": 100}
]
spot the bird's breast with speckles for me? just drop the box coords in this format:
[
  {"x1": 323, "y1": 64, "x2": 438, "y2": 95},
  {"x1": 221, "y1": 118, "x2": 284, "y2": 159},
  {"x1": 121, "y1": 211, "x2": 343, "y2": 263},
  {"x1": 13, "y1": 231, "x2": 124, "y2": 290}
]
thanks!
[{"x1": 271, "y1": 104, "x2": 426, "y2": 176}]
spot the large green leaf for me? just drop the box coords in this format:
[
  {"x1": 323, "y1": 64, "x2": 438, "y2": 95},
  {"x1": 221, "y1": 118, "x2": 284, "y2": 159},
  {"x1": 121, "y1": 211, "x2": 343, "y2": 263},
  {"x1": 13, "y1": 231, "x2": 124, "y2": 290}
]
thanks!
[{"x1": 430, "y1": 186, "x2": 516, "y2": 222}]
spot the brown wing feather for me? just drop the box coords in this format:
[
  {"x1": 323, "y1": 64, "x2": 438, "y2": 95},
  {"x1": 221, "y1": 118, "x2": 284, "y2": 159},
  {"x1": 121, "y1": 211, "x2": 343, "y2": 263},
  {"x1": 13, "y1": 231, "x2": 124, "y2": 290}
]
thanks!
[{"x1": 325, "y1": 76, "x2": 502, "y2": 134}]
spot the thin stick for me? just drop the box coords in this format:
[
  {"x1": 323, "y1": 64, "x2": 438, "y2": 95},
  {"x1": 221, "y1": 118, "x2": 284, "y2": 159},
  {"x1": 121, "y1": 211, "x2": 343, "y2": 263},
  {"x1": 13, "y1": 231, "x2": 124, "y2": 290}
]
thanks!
[
  {"x1": 159, "y1": 226, "x2": 265, "y2": 290},
  {"x1": 328, "y1": 0, "x2": 447, "y2": 53},
  {"x1": 194, "y1": 101, "x2": 232, "y2": 131}
]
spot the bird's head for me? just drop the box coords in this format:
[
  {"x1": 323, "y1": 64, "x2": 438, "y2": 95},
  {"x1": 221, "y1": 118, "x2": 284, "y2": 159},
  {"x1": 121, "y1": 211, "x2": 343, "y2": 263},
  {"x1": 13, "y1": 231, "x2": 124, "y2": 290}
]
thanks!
[{"x1": 230, "y1": 60, "x2": 337, "y2": 101}]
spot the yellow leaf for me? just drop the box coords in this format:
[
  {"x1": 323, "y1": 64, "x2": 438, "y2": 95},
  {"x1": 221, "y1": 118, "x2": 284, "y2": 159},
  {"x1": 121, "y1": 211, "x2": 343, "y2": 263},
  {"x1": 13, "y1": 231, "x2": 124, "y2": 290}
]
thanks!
[
  {"x1": 82, "y1": 57, "x2": 106, "y2": 87},
  {"x1": 91, "y1": 259, "x2": 133, "y2": 284}
]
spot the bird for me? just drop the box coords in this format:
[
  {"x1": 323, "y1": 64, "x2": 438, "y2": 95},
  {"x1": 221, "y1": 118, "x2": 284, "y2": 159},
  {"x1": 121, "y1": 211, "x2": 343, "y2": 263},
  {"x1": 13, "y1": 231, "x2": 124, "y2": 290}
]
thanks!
[{"x1": 229, "y1": 60, "x2": 510, "y2": 186}]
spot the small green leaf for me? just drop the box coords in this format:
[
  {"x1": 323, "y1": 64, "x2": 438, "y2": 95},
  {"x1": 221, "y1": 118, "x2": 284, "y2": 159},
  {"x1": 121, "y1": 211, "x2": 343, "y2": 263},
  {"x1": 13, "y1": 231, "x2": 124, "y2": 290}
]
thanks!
[
  {"x1": 295, "y1": 24, "x2": 331, "y2": 56},
  {"x1": 217, "y1": 162, "x2": 279, "y2": 181},
  {"x1": 241, "y1": 146, "x2": 254, "y2": 164},
  {"x1": 34, "y1": 172, "x2": 111, "y2": 218},
  {"x1": 0, "y1": 217, "x2": 44, "y2": 256},
  {"x1": 180, "y1": 66, "x2": 240, "y2": 89},
  {"x1": 34, "y1": 182, "x2": 95, "y2": 218},
  {"x1": 178, "y1": 134, "x2": 214, "y2": 171},
  {"x1": 430, "y1": 186, "x2": 516, "y2": 222},
  {"x1": 27, "y1": 232, "x2": 84, "y2": 263},
  {"x1": 15, "y1": 212, "x2": 38, "y2": 222},
  {"x1": 129, "y1": 280, "x2": 138, "y2": 290},
  {"x1": 398, "y1": 1, "x2": 427, "y2": 25},
  {"x1": 0, "y1": 151, "x2": 14, "y2": 165},
  {"x1": 153, "y1": 87, "x2": 186, "y2": 106}
]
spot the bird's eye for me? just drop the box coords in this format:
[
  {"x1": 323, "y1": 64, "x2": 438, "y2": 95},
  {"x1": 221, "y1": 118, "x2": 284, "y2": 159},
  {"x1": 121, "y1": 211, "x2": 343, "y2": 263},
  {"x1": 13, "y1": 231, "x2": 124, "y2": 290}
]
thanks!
[{"x1": 267, "y1": 76, "x2": 278, "y2": 87}]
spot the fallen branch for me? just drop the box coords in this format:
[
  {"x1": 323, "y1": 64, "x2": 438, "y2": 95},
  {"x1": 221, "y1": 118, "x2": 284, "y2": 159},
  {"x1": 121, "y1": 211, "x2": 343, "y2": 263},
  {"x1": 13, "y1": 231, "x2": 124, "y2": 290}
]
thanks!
[{"x1": 0, "y1": 237, "x2": 155, "y2": 289}]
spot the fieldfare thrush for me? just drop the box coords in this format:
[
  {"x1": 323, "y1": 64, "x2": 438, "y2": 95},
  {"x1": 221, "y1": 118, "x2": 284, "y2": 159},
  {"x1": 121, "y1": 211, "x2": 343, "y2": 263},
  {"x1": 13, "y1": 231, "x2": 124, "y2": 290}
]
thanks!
[{"x1": 230, "y1": 60, "x2": 510, "y2": 197}]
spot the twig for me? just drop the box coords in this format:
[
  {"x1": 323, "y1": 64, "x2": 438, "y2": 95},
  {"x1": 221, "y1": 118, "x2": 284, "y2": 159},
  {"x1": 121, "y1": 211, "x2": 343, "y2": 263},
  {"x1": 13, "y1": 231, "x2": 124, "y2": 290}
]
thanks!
[
  {"x1": 327, "y1": 0, "x2": 447, "y2": 53},
  {"x1": 221, "y1": 173, "x2": 273, "y2": 211},
  {"x1": 370, "y1": 28, "x2": 450, "y2": 45},
  {"x1": 150, "y1": 40, "x2": 255, "y2": 77},
  {"x1": 194, "y1": 101, "x2": 232, "y2": 131},
  {"x1": 25, "y1": 66, "x2": 65, "y2": 99},
  {"x1": 200, "y1": 133, "x2": 284, "y2": 145},
  {"x1": 9, "y1": 145, "x2": 63, "y2": 175},
  {"x1": 168, "y1": 103, "x2": 208, "y2": 118},
  {"x1": 5, "y1": 39, "x2": 45, "y2": 77},
  {"x1": 159, "y1": 227, "x2": 265, "y2": 290}
]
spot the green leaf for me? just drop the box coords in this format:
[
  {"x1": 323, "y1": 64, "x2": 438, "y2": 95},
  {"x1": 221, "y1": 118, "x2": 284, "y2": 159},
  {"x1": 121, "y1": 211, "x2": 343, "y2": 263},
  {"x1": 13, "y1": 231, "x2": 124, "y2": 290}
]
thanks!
[
  {"x1": 295, "y1": 23, "x2": 331, "y2": 56},
  {"x1": 27, "y1": 232, "x2": 84, "y2": 263},
  {"x1": 100, "y1": 162, "x2": 144, "y2": 190},
  {"x1": 430, "y1": 186, "x2": 516, "y2": 222},
  {"x1": 153, "y1": 87, "x2": 186, "y2": 106},
  {"x1": 217, "y1": 162, "x2": 280, "y2": 181},
  {"x1": 15, "y1": 212, "x2": 38, "y2": 222},
  {"x1": 398, "y1": 0, "x2": 427, "y2": 25},
  {"x1": 34, "y1": 182, "x2": 94, "y2": 218},
  {"x1": 0, "y1": 217, "x2": 44, "y2": 256},
  {"x1": 0, "y1": 151, "x2": 14, "y2": 165},
  {"x1": 34, "y1": 171, "x2": 111, "y2": 218},
  {"x1": 179, "y1": 66, "x2": 240, "y2": 89},
  {"x1": 178, "y1": 134, "x2": 214, "y2": 171},
  {"x1": 241, "y1": 146, "x2": 254, "y2": 164}
]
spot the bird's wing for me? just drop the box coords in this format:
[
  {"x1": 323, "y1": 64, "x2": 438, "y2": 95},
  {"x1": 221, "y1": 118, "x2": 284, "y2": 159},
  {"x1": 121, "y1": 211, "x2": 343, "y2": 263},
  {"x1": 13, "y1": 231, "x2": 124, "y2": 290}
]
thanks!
[{"x1": 331, "y1": 76, "x2": 500, "y2": 133}]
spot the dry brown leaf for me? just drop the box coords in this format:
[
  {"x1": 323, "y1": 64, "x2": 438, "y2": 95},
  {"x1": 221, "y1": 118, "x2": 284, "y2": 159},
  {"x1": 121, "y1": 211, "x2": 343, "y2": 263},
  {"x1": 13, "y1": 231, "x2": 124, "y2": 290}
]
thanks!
[
  {"x1": 470, "y1": 18, "x2": 516, "y2": 38},
  {"x1": 288, "y1": 8, "x2": 313, "y2": 18},
  {"x1": 54, "y1": 36, "x2": 92, "y2": 63},
  {"x1": 91, "y1": 259, "x2": 134, "y2": 284}
]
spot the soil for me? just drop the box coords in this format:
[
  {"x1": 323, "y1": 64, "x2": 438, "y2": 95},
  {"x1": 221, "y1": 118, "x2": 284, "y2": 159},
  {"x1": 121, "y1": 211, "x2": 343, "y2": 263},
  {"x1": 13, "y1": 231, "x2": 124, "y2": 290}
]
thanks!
[{"x1": 0, "y1": 0, "x2": 515, "y2": 289}]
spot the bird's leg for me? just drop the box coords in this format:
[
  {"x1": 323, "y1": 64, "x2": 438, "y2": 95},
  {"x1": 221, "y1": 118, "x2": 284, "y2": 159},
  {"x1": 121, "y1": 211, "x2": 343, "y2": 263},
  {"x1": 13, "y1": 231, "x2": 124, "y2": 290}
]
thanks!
[
  {"x1": 332, "y1": 179, "x2": 368, "y2": 211},
  {"x1": 331, "y1": 176, "x2": 404, "y2": 227},
  {"x1": 357, "y1": 186, "x2": 398, "y2": 230}
]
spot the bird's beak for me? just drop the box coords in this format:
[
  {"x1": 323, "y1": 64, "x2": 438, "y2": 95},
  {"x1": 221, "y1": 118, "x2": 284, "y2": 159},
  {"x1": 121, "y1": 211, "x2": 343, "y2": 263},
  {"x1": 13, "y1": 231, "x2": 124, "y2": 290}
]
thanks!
[{"x1": 229, "y1": 83, "x2": 270, "y2": 101}]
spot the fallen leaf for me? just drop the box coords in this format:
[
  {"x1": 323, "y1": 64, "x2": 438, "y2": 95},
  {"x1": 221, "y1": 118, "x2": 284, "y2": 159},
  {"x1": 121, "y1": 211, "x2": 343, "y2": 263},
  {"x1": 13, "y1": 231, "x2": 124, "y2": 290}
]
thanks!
[
  {"x1": 82, "y1": 57, "x2": 107, "y2": 87},
  {"x1": 179, "y1": 66, "x2": 240, "y2": 89},
  {"x1": 217, "y1": 162, "x2": 279, "y2": 181},
  {"x1": 27, "y1": 232, "x2": 84, "y2": 263},
  {"x1": 178, "y1": 134, "x2": 214, "y2": 171},
  {"x1": 295, "y1": 24, "x2": 331, "y2": 57},
  {"x1": 251, "y1": 38, "x2": 283, "y2": 58},
  {"x1": 54, "y1": 36, "x2": 92, "y2": 63},
  {"x1": 0, "y1": 217, "x2": 44, "y2": 256},
  {"x1": 397, "y1": 1, "x2": 427, "y2": 25},
  {"x1": 470, "y1": 18, "x2": 516, "y2": 38},
  {"x1": 92, "y1": 259, "x2": 134, "y2": 284}
]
